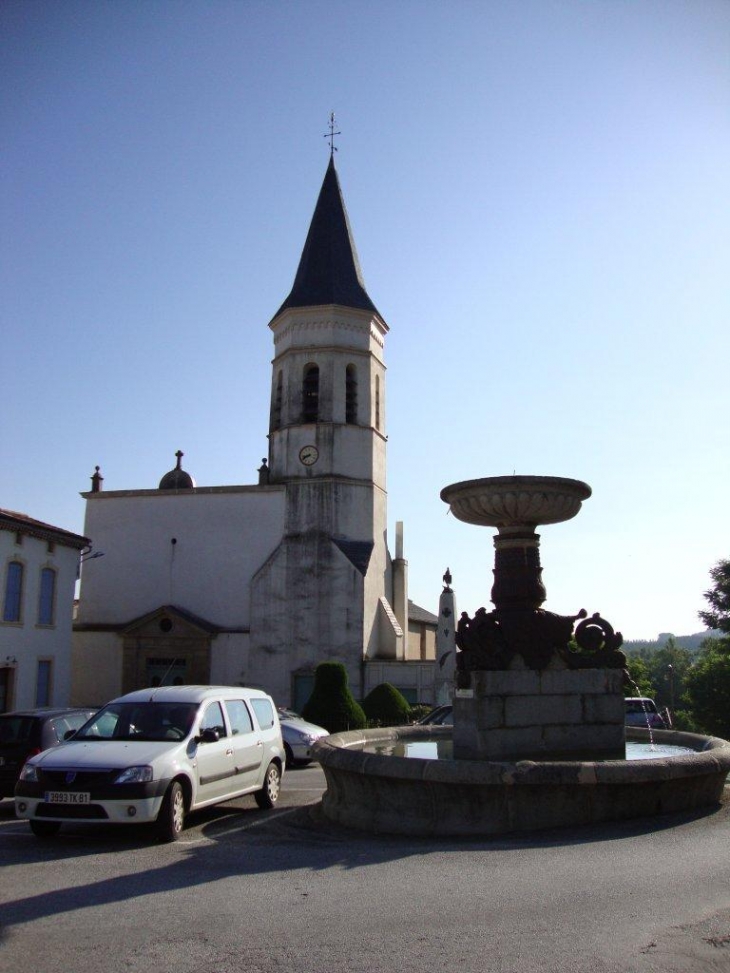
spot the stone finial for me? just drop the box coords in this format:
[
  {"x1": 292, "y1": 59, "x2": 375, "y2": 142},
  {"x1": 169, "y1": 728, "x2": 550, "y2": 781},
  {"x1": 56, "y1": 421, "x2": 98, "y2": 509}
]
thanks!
[
  {"x1": 159, "y1": 451, "x2": 196, "y2": 490},
  {"x1": 91, "y1": 466, "x2": 104, "y2": 493}
]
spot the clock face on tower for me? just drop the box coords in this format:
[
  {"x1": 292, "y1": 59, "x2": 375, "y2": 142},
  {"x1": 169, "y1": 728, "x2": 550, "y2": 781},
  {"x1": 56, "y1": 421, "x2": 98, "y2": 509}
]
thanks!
[{"x1": 299, "y1": 445, "x2": 319, "y2": 466}]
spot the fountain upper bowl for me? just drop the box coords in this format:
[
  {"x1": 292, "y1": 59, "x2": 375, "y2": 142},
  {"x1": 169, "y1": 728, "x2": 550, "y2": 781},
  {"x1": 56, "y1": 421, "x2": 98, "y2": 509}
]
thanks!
[{"x1": 440, "y1": 475, "x2": 592, "y2": 529}]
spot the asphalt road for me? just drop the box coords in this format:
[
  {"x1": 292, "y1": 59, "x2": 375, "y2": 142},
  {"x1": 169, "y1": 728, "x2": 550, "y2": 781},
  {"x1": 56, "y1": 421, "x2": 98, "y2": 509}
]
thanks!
[{"x1": 2, "y1": 765, "x2": 730, "y2": 973}]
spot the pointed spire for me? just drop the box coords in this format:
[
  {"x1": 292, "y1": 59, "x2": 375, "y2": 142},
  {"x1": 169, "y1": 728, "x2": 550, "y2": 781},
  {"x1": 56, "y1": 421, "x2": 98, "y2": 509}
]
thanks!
[{"x1": 272, "y1": 156, "x2": 382, "y2": 320}]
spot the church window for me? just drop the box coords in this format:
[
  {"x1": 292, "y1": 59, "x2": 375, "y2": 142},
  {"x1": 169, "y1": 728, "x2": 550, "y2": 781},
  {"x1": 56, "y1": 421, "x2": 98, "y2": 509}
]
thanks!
[
  {"x1": 302, "y1": 364, "x2": 319, "y2": 423},
  {"x1": 3, "y1": 561, "x2": 23, "y2": 623},
  {"x1": 345, "y1": 365, "x2": 357, "y2": 424},
  {"x1": 271, "y1": 371, "x2": 283, "y2": 430},
  {"x1": 38, "y1": 568, "x2": 56, "y2": 625},
  {"x1": 375, "y1": 375, "x2": 381, "y2": 431}
]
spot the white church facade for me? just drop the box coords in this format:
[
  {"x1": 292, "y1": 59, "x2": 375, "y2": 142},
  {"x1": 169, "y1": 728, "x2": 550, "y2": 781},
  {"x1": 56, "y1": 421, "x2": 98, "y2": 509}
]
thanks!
[{"x1": 72, "y1": 157, "x2": 438, "y2": 711}]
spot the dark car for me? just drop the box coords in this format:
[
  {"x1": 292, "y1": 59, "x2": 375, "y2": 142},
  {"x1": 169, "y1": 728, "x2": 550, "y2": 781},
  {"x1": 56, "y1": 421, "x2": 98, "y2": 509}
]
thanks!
[
  {"x1": 416, "y1": 704, "x2": 453, "y2": 726},
  {"x1": 0, "y1": 707, "x2": 97, "y2": 798}
]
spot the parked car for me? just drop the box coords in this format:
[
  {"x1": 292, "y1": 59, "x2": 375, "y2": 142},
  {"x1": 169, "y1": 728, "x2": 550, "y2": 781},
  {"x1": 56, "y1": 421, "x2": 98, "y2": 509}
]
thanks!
[
  {"x1": 277, "y1": 708, "x2": 329, "y2": 767},
  {"x1": 15, "y1": 686, "x2": 285, "y2": 841},
  {"x1": 0, "y1": 707, "x2": 97, "y2": 799},
  {"x1": 625, "y1": 697, "x2": 668, "y2": 729},
  {"x1": 416, "y1": 704, "x2": 453, "y2": 726}
]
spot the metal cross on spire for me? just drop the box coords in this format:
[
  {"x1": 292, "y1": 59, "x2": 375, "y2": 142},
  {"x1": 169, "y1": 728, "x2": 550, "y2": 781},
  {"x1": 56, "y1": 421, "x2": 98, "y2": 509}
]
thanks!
[{"x1": 323, "y1": 111, "x2": 341, "y2": 155}]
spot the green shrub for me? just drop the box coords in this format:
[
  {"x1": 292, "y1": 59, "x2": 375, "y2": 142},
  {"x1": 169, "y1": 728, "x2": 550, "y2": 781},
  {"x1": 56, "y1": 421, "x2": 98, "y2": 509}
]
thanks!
[
  {"x1": 301, "y1": 661, "x2": 366, "y2": 733},
  {"x1": 362, "y1": 683, "x2": 412, "y2": 726}
]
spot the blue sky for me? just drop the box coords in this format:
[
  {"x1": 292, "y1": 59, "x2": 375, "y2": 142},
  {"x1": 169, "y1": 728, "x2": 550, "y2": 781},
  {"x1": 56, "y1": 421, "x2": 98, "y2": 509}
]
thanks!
[{"x1": 2, "y1": 0, "x2": 728, "y2": 640}]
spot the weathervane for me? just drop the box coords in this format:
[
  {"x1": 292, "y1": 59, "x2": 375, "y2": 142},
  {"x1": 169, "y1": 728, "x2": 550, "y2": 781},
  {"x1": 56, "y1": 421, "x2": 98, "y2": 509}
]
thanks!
[{"x1": 323, "y1": 111, "x2": 341, "y2": 155}]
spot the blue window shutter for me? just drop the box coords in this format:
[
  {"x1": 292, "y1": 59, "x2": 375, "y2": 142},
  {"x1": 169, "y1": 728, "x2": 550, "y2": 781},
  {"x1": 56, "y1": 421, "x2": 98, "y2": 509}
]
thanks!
[
  {"x1": 36, "y1": 660, "x2": 52, "y2": 706},
  {"x1": 39, "y1": 568, "x2": 56, "y2": 625},
  {"x1": 3, "y1": 562, "x2": 23, "y2": 622}
]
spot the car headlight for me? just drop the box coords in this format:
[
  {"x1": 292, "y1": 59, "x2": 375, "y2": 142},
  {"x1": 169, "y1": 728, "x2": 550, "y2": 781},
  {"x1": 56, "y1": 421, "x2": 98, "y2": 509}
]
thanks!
[
  {"x1": 113, "y1": 765, "x2": 153, "y2": 784},
  {"x1": 19, "y1": 763, "x2": 38, "y2": 782}
]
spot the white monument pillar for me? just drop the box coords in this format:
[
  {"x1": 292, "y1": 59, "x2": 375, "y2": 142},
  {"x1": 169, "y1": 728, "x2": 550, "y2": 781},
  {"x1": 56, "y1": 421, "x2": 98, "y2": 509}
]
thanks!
[
  {"x1": 434, "y1": 568, "x2": 457, "y2": 705},
  {"x1": 391, "y1": 521, "x2": 408, "y2": 638}
]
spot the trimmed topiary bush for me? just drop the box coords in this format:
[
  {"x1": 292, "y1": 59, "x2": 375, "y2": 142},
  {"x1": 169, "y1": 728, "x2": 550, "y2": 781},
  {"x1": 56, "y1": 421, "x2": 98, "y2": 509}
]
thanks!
[
  {"x1": 301, "y1": 661, "x2": 366, "y2": 733},
  {"x1": 362, "y1": 683, "x2": 412, "y2": 726}
]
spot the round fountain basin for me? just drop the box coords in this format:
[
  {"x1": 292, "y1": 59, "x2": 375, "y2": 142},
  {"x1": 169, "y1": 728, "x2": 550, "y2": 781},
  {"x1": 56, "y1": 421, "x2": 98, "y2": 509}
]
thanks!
[
  {"x1": 440, "y1": 475, "x2": 592, "y2": 529},
  {"x1": 312, "y1": 725, "x2": 730, "y2": 837}
]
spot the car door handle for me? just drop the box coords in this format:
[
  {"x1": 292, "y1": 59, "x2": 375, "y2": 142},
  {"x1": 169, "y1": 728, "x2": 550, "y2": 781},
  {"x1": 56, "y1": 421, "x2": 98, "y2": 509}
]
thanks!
[
  {"x1": 256, "y1": 741, "x2": 263, "y2": 747},
  {"x1": 226, "y1": 748, "x2": 234, "y2": 756}
]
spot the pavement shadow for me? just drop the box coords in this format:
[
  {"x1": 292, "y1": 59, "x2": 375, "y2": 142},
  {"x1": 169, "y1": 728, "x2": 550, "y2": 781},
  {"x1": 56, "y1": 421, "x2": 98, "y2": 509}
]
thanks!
[{"x1": 1, "y1": 796, "x2": 728, "y2": 940}]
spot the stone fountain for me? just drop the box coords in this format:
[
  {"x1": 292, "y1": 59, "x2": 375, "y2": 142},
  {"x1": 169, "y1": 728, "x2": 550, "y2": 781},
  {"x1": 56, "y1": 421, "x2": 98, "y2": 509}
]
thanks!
[
  {"x1": 313, "y1": 476, "x2": 730, "y2": 837},
  {"x1": 442, "y1": 475, "x2": 625, "y2": 761}
]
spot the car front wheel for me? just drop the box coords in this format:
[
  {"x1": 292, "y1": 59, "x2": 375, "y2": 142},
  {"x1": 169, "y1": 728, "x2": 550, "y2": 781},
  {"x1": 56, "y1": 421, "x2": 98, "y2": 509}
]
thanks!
[
  {"x1": 156, "y1": 780, "x2": 185, "y2": 842},
  {"x1": 254, "y1": 762, "x2": 281, "y2": 809}
]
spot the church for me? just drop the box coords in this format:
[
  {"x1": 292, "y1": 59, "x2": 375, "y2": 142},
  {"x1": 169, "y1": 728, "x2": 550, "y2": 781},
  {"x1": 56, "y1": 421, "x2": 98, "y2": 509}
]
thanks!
[{"x1": 71, "y1": 155, "x2": 439, "y2": 711}]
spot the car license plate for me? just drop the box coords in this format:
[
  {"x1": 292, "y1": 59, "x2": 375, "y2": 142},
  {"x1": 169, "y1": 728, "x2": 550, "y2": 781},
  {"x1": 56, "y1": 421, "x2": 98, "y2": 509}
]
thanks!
[{"x1": 45, "y1": 791, "x2": 91, "y2": 804}]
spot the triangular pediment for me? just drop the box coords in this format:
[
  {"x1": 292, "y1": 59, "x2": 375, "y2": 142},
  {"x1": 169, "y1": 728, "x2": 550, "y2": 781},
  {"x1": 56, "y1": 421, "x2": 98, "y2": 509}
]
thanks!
[{"x1": 122, "y1": 605, "x2": 220, "y2": 639}]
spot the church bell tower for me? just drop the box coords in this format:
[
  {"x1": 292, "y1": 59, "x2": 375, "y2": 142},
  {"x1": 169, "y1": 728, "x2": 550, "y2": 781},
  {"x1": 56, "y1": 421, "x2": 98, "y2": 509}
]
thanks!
[
  {"x1": 266, "y1": 155, "x2": 388, "y2": 539},
  {"x1": 248, "y1": 152, "x2": 396, "y2": 704}
]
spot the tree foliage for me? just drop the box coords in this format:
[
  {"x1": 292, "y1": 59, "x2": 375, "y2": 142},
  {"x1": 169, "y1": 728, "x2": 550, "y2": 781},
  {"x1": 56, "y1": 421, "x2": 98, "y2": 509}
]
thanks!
[
  {"x1": 624, "y1": 656, "x2": 653, "y2": 697},
  {"x1": 699, "y1": 559, "x2": 730, "y2": 634},
  {"x1": 362, "y1": 683, "x2": 412, "y2": 726},
  {"x1": 301, "y1": 661, "x2": 366, "y2": 733},
  {"x1": 683, "y1": 641, "x2": 730, "y2": 738},
  {"x1": 625, "y1": 639, "x2": 693, "y2": 711}
]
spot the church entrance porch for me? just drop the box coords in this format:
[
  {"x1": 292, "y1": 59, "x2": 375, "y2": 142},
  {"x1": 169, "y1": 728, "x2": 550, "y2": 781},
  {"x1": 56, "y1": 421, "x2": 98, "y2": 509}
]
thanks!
[{"x1": 120, "y1": 607, "x2": 216, "y2": 694}]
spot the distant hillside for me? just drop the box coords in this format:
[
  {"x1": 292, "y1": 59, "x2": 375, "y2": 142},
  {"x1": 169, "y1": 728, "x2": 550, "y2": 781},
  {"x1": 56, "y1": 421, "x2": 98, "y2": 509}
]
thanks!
[{"x1": 623, "y1": 631, "x2": 721, "y2": 655}]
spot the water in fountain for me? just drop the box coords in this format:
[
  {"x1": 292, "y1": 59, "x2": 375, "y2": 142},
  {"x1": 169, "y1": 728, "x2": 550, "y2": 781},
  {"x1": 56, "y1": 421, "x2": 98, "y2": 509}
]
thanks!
[{"x1": 360, "y1": 738, "x2": 695, "y2": 761}]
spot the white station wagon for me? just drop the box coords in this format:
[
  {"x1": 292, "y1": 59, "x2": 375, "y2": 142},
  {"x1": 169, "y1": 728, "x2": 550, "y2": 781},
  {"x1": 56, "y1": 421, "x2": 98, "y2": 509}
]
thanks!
[{"x1": 15, "y1": 685, "x2": 285, "y2": 841}]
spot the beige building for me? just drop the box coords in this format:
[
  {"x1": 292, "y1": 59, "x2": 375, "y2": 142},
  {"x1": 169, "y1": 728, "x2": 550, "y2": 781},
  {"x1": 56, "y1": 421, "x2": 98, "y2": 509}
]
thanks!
[{"x1": 1, "y1": 509, "x2": 88, "y2": 711}]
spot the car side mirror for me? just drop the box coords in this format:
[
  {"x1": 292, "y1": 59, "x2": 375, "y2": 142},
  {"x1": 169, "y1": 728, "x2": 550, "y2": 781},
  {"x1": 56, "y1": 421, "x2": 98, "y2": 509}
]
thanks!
[{"x1": 199, "y1": 728, "x2": 220, "y2": 744}]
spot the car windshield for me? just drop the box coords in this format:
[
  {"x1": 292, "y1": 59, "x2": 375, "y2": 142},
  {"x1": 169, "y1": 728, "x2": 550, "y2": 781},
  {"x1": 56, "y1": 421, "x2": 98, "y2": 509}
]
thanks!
[
  {"x1": 74, "y1": 702, "x2": 199, "y2": 742},
  {"x1": 626, "y1": 700, "x2": 657, "y2": 715}
]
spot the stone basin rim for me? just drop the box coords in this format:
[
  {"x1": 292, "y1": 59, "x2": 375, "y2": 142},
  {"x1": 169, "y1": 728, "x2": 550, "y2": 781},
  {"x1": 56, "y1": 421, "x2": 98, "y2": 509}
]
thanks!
[{"x1": 313, "y1": 725, "x2": 730, "y2": 785}]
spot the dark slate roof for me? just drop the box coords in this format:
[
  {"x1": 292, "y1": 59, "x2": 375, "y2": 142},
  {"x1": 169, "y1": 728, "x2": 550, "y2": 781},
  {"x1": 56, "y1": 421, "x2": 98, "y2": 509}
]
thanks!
[
  {"x1": 408, "y1": 600, "x2": 438, "y2": 626},
  {"x1": 272, "y1": 157, "x2": 383, "y2": 321},
  {"x1": 332, "y1": 538, "x2": 374, "y2": 576}
]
